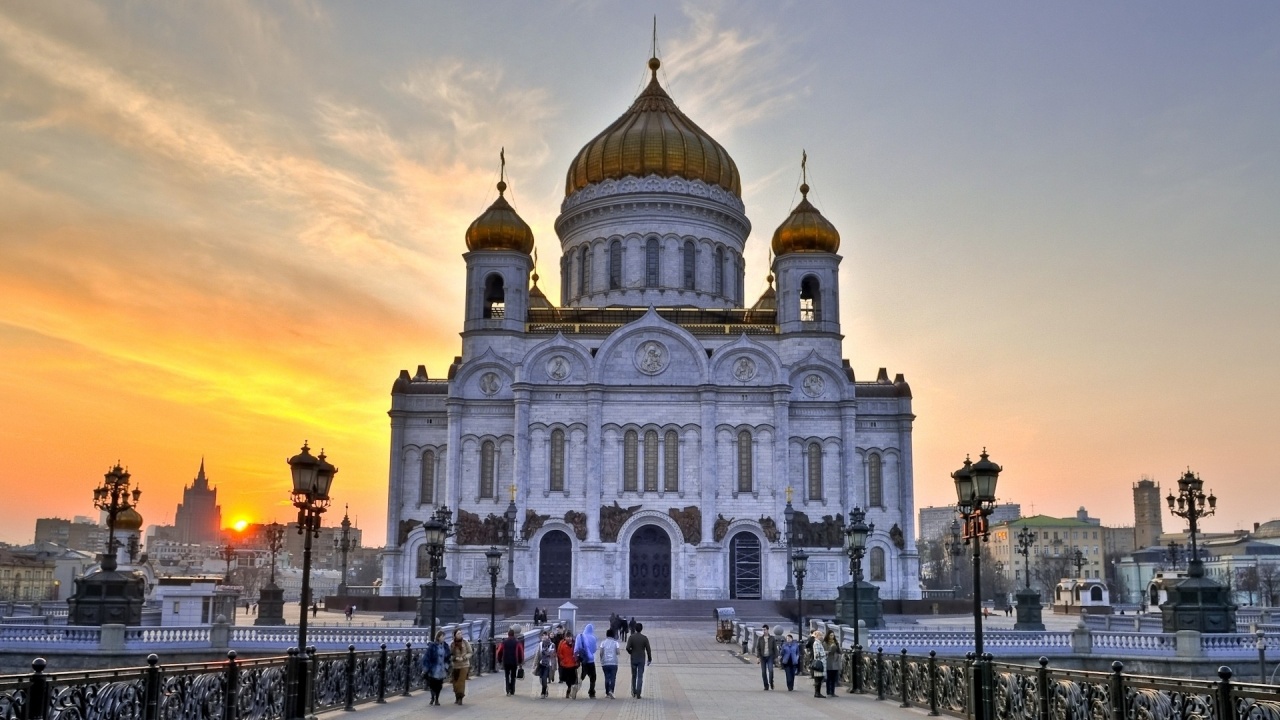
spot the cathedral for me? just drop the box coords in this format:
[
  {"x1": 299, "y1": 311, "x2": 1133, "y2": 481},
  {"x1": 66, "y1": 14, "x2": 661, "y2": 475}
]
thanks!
[{"x1": 380, "y1": 55, "x2": 920, "y2": 602}]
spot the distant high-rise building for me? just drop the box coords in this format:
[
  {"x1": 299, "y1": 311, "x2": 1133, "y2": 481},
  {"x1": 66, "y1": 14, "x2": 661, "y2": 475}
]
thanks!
[
  {"x1": 918, "y1": 503, "x2": 1021, "y2": 543},
  {"x1": 1133, "y1": 477, "x2": 1163, "y2": 549},
  {"x1": 34, "y1": 517, "x2": 107, "y2": 554},
  {"x1": 174, "y1": 459, "x2": 222, "y2": 545}
]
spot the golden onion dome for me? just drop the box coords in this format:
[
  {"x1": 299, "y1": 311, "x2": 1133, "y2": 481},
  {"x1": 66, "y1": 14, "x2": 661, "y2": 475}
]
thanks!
[
  {"x1": 771, "y1": 183, "x2": 840, "y2": 255},
  {"x1": 115, "y1": 507, "x2": 143, "y2": 531},
  {"x1": 565, "y1": 57, "x2": 741, "y2": 198},
  {"x1": 465, "y1": 180, "x2": 534, "y2": 253}
]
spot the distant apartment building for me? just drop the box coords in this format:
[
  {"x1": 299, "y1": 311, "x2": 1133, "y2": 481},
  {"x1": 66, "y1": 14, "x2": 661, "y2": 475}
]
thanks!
[
  {"x1": 174, "y1": 460, "x2": 222, "y2": 545},
  {"x1": 0, "y1": 548, "x2": 58, "y2": 601},
  {"x1": 33, "y1": 517, "x2": 107, "y2": 554},
  {"x1": 919, "y1": 503, "x2": 1021, "y2": 543},
  {"x1": 990, "y1": 513, "x2": 1120, "y2": 595}
]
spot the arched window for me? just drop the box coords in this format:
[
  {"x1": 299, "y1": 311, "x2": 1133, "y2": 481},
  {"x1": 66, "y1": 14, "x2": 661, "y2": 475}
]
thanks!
[
  {"x1": 644, "y1": 430, "x2": 659, "y2": 492},
  {"x1": 549, "y1": 429, "x2": 565, "y2": 492},
  {"x1": 645, "y1": 237, "x2": 660, "y2": 288},
  {"x1": 483, "y1": 274, "x2": 505, "y2": 319},
  {"x1": 800, "y1": 275, "x2": 820, "y2": 322},
  {"x1": 623, "y1": 430, "x2": 638, "y2": 492},
  {"x1": 479, "y1": 440, "x2": 495, "y2": 499},
  {"x1": 683, "y1": 241, "x2": 696, "y2": 290},
  {"x1": 807, "y1": 443, "x2": 823, "y2": 501},
  {"x1": 578, "y1": 246, "x2": 590, "y2": 296},
  {"x1": 737, "y1": 430, "x2": 753, "y2": 493},
  {"x1": 560, "y1": 256, "x2": 568, "y2": 305},
  {"x1": 416, "y1": 545, "x2": 431, "y2": 578},
  {"x1": 1091, "y1": 586, "x2": 1104, "y2": 602},
  {"x1": 715, "y1": 246, "x2": 725, "y2": 295},
  {"x1": 420, "y1": 450, "x2": 435, "y2": 505},
  {"x1": 664, "y1": 430, "x2": 679, "y2": 492},
  {"x1": 736, "y1": 258, "x2": 744, "y2": 305},
  {"x1": 868, "y1": 453, "x2": 884, "y2": 507},
  {"x1": 609, "y1": 240, "x2": 622, "y2": 290},
  {"x1": 870, "y1": 546, "x2": 886, "y2": 581}
]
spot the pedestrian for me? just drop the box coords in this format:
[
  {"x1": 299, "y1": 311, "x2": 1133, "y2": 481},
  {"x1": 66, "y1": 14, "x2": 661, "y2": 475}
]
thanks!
[
  {"x1": 575, "y1": 622, "x2": 598, "y2": 698},
  {"x1": 557, "y1": 631, "x2": 579, "y2": 698},
  {"x1": 823, "y1": 630, "x2": 841, "y2": 697},
  {"x1": 496, "y1": 628, "x2": 525, "y2": 696},
  {"x1": 534, "y1": 630, "x2": 556, "y2": 698},
  {"x1": 755, "y1": 624, "x2": 777, "y2": 690},
  {"x1": 779, "y1": 633, "x2": 800, "y2": 691},
  {"x1": 344, "y1": 605, "x2": 353, "y2": 623},
  {"x1": 810, "y1": 630, "x2": 827, "y2": 698},
  {"x1": 449, "y1": 629, "x2": 473, "y2": 705},
  {"x1": 311, "y1": 602, "x2": 318, "y2": 618},
  {"x1": 421, "y1": 630, "x2": 450, "y2": 705},
  {"x1": 599, "y1": 627, "x2": 620, "y2": 698},
  {"x1": 624, "y1": 621, "x2": 652, "y2": 699}
]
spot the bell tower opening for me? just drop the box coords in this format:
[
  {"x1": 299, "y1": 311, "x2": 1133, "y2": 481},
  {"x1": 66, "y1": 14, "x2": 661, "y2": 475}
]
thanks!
[
  {"x1": 800, "y1": 275, "x2": 821, "y2": 322},
  {"x1": 483, "y1": 273, "x2": 506, "y2": 319}
]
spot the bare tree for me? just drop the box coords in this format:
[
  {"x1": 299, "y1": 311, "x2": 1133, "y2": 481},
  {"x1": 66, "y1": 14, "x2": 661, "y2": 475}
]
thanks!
[
  {"x1": 1235, "y1": 566, "x2": 1260, "y2": 606},
  {"x1": 1257, "y1": 561, "x2": 1280, "y2": 607}
]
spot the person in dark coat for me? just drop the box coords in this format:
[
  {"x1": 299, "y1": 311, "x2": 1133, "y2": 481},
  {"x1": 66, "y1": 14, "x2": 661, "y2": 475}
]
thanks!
[{"x1": 495, "y1": 628, "x2": 525, "y2": 696}]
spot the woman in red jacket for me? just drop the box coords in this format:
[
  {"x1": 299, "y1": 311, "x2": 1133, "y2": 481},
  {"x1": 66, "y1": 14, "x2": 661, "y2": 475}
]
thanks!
[{"x1": 556, "y1": 633, "x2": 579, "y2": 699}]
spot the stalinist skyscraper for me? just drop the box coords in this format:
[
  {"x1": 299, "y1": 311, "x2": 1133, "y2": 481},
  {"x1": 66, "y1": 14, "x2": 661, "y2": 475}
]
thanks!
[{"x1": 175, "y1": 459, "x2": 222, "y2": 544}]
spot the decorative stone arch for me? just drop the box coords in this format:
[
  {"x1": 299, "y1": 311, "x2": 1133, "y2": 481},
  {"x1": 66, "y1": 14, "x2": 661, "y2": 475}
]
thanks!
[
  {"x1": 788, "y1": 350, "x2": 854, "y2": 402},
  {"x1": 454, "y1": 349, "x2": 516, "y2": 400},
  {"x1": 590, "y1": 308, "x2": 709, "y2": 384},
  {"x1": 616, "y1": 510, "x2": 683, "y2": 599},
  {"x1": 519, "y1": 332, "x2": 594, "y2": 384},
  {"x1": 710, "y1": 334, "x2": 784, "y2": 386},
  {"x1": 723, "y1": 520, "x2": 771, "y2": 600}
]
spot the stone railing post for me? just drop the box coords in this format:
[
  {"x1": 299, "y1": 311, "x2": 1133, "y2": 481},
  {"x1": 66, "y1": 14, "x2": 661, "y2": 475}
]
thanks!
[
  {"x1": 402, "y1": 643, "x2": 413, "y2": 696},
  {"x1": 376, "y1": 643, "x2": 388, "y2": 703},
  {"x1": 1215, "y1": 666, "x2": 1235, "y2": 720},
  {"x1": 99, "y1": 623, "x2": 125, "y2": 652},
  {"x1": 900, "y1": 649, "x2": 910, "y2": 708},
  {"x1": 876, "y1": 647, "x2": 886, "y2": 701},
  {"x1": 222, "y1": 651, "x2": 239, "y2": 720},
  {"x1": 211, "y1": 617, "x2": 231, "y2": 650},
  {"x1": 1036, "y1": 658, "x2": 1051, "y2": 720},
  {"x1": 928, "y1": 651, "x2": 939, "y2": 716},
  {"x1": 344, "y1": 644, "x2": 356, "y2": 712},
  {"x1": 1071, "y1": 621, "x2": 1092, "y2": 654},
  {"x1": 143, "y1": 654, "x2": 161, "y2": 720},
  {"x1": 1176, "y1": 630, "x2": 1205, "y2": 659},
  {"x1": 26, "y1": 658, "x2": 50, "y2": 720}
]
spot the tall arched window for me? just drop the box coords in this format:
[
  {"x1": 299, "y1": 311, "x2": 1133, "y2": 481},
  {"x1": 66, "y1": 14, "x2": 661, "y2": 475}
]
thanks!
[
  {"x1": 870, "y1": 547, "x2": 886, "y2": 581},
  {"x1": 578, "y1": 246, "x2": 590, "y2": 296},
  {"x1": 560, "y1": 256, "x2": 568, "y2": 305},
  {"x1": 735, "y1": 257, "x2": 744, "y2": 305},
  {"x1": 868, "y1": 453, "x2": 884, "y2": 507},
  {"x1": 807, "y1": 443, "x2": 823, "y2": 501},
  {"x1": 663, "y1": 430, "x2": 679, "y2": 492},
  {"x1": 643, "y1": 430, "x2": 659, "y2": 492},
  {"x1": 549, "y1": 429, "x2": 565, "y2": 492},
  {"x1": 479, "y1": 440, "x2": 495, "y2": 499},
  {"x1": 715, "y1": 246, "x2": 725, "y2": 295},
  {"x1": 737, "y1": 430, "x2": 753, "y2": 493},
  {"x1": 683, "y1": 241, "x2": 696, "y2": 290},
  {"x1": 800, "y1": 275, "x2": 820, "y2": 322},
  {"x1": 483, "y1": 274, "x2": 505, "y2": 319},
  {"x1": 416, "y1": 545, "x2": 431, "y2": 578},
  {"x1": 623, "y1": 430, "x2": 638, "y2": 492},
  {"x1": 420, "y1": 450, "x2": 435, "y2": 505},
  {"x1": 645, "y1": 238, "x2": 660, "y2": 288},
  {"x1": 609, "y1": 240, "x2": 622, "y2": 290}
]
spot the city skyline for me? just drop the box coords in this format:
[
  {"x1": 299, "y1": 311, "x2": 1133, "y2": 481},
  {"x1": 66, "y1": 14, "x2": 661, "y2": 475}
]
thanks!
[{"x1": 1, "y1": 3, "x2": 1278, "y2": 546}]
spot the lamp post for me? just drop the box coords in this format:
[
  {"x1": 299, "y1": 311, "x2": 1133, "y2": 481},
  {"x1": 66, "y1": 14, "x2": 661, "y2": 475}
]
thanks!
[
  {"x1": 793, "y1": 550, "x2": 809, "y2": 636},
  {"x1": 1161, "y1": 469, "x2": 1234, "y2": 633},
  {"x1": 947, "y1": 519, "x2": 963, "y2": 597},
  {"x1": 334, "y1": 506, "x2": 353, "y2": 596},
  {"x1": 286, "y1": 442, "x2": 337, "y2": 720},
  {"x1": 994, "y1": 560, "x2": 1005, "y2": 606},
  {"x1": 265, "y1": 523, "x2": 284, "y2": 586},
  {"x1": 486, "y1": 546, "x2": 502, "y2": 668},
  {"x1": 504, "y1": 485, "x2": 519, "y2": 598},
  {"x1": 953, "y1": 449, "x2": 1002, "y2": 720},
  {"x1": 843, "y1": 508, "x2": 872, "y2": 693},
  {"x1": 421, "y1": 506, "x2": 456, "y2": 640},
  {"x1": 1167, "y1": 540, "x2": 1183, "y2": 571},
  {"x1": 221, "y1": 542, "x2": 236, "y2": 583},
  {"x1": 1166, "y1": 470, "x2": 1215, "y2": 578},
  {"x1": 783, "y1": 487, "x2": 797, "y2": 600},
  {"x1": 1071, "y1": 549, "x2": 1086, "y2": 580},
  {"x1": 1015, "y1": 528, "x2": 1034, "y2": 591},
  {"x1": 92, "y1": 463, "x2": 142, "y2": 572}
]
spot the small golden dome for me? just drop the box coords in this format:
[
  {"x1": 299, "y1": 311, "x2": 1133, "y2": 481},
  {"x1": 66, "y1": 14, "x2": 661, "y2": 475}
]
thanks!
[
  {"x1": 465, "y1": 180, "x2": 534, "y2": 253},
  {"x1": 771, "y1": 183, "x2": 840, "y2": 255},
  {"x1": 115, "y1": 507, "x2": 143, "y2": 531},
  {"x1": 565, "y1": 57, "x2": 741, "y2": 198}
]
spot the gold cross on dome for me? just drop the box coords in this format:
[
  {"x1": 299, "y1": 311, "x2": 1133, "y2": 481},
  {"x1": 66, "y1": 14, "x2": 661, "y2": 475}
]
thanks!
[{"x1": 786, "y1": 486, "x2": 793, "y2": 503}]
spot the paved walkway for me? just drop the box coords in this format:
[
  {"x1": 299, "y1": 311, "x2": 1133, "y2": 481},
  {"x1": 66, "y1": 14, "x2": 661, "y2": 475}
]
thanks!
[{"x1": 320, "y1": 620, "x2": 936, "y2": 720}]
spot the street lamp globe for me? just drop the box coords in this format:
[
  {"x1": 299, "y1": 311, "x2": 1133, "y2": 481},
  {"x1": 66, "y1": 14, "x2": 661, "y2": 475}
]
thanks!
[
  {"x1": 485, "y1": 546, "x2": 503, "y2": 575},
  {"x1": 845, "y1": 510, "x2": 871, "y2": 553},
  {"x1": 952, "y1": 457, "x2": 975, "y2": 509},
  {"x1": 970, "y1": 449, "x2": 1002, "y2": 505},
  {"x1": 422, "y1": 517, "x2": 446, "y2": 551},
  {"x1": 288, "y1": 443, "x2": 319, "y2": 495},
  {"x1": 792, "y1": 550, "x2": 809, "y2": 577}
]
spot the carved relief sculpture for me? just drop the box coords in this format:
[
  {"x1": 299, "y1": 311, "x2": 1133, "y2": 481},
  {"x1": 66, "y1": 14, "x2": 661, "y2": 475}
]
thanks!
[
  {"x1": 890, "y1": 523, "x2": 906, "y2": 550},
  {"x1": 713, "y1": 514, "x2": 734, "y2": 543},
  {"x1": 398, "y1": 519, "x2": 419, "y2": 546},
  {"x1": 668, "y1": 506, "x2": 702, "y2": 545},
  {"x1": 564, "y1": 510, "x2": 588, "y2": 541},
  {"x1": 758, "y1": 516, "x2": 779, "y2": 543},
  {"x1": 600, "y1": 501, "x2": 642, "y2": 543},
  {"x1": 522, "y1": 509, "x2": 550, "y2": 541},
  {"x1": 788, "y1": 511, "x2": 845, "y2": 548}
]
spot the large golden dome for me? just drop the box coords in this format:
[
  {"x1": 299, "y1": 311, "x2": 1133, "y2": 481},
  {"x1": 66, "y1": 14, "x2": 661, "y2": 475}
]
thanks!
[
  {"x1": 771, "y1": 183, "x2": 840, "y2": 255},
  {"x1": 465, "y1": 180, "x2": 534, "y2": 254},
  {"x1": 115, "y1": 507, "x2": 143, "y2": 531},
  {"x1": 565, "y1": 57, "x2": 741, "y2": 198}
]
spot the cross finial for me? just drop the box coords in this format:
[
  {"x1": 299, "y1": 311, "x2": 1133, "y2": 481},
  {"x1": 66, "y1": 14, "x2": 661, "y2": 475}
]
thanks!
[
  {"x1": 786, "y1": 486, "x2": 793, "y2": 503},
  {"x1": 496, "y1": 147, "x2": 507, "y2": 195},
  {"x1": 652, "y1": 15, "x2": 657, "y2": 59},
  {"x1": 510, "y1": 484, "x2": 517, "y2": 502}
]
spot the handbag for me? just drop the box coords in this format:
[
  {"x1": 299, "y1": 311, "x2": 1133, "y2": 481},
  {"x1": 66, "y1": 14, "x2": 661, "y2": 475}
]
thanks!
[
  {"x1": 811, "y1": 659, "x2": 824, "y2": 674},
  {"x1": 517, "y1": 666, "x2": 525, "y2": 679}
]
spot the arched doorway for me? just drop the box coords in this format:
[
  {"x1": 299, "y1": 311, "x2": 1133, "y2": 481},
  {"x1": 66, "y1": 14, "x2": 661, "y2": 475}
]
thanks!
[
  {"x1": 539, "y1": 531, "x2": 572, "y2": 598},
  {"x1": 729, "y1": 532, "x2": 761, "y2": 599},
  {"x1": 629, "y1": 525, "x2": 671, "y2": 599}
]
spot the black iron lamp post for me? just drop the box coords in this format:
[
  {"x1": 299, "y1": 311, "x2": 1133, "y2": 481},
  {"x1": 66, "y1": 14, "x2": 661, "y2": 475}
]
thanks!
[
  {"x1": 1012, "y1": 526, "x2": 1045, "y2": 631},
  {"x1": 504, "y1": 485, "x2": 519, "y2": 598},
  {"x1": 486, "y1": 546, "x2": 503, "y2": 668},
  {"x1": 1166, "y1": 540, "x2": 1183, "y2": 570},
  {"x1": 947, "y1": 518, "x2": 963, "y2": 597},
  {"x1": 92, "y1": 464, "x2": 142, "y2": 572},
  {"x1": 1167, "y1": 470, "x2": 1215, "y2": 576},
  {"x1": 843, "y1": 508, "x2": 873, "y2": 693},
  {"x1": 953, "y1": 449, "x2": 1002, "y2": 720},
  {"x1": 793, "y1": 549, "x2": 809, "y2": 636},
  {"x1": 221, "y1": 542, "x2": 236, "y2": 583},
  {"x1": 783, "y1": 487, "x2": 797, "y2": 600},
  {"x1": 1015, "y1": 528, "x2": 1034, "y2": 590},
  {"x1": 1071, "y1": 549, "x2": 1086, "y2": 579},
  {"x1": 334, "y1": 506, "x2": 353, "y2": 596},
  {"x1": 421, "y1": 506, "x2": 456, "y2": 640},
  {"x1": 285, "y1": 442, "x2": 337, "y2": 720},
  {"x1": 256, "y1": 522, "x2": 287, "y2": 626},
  {"x1": 1161, "y1": 469, "x2": 1235, "y2": 632}
]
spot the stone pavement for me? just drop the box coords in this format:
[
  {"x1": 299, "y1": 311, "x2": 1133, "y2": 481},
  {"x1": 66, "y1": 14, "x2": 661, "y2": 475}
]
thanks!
[{"x1": 319, "y1": 620, "x2": 937, "y2": 720}]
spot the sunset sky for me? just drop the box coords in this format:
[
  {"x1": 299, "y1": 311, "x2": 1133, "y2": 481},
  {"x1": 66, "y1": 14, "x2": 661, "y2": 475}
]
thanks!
[{"x1": 1, "y1": 3, "x2": 1278, "y2": 548}]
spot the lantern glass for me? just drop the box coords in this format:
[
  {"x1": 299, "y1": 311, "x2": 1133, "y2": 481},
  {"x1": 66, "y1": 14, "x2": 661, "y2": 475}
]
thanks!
[
  {"x1": 792, "y1": 550, "x2": 809, "y2": 575},
  {"x1": 288, "y1": 444, "x2": 319, "y2": 495},
  {"x1": 422, "y1": 518, "x2": 446, "y2": 550},
  {"x1": 953, "y1": 466, "x2": 974, "y2": 506},
  {"x1": 485, "y1": 547, "x2": 503, "y2": 572}
]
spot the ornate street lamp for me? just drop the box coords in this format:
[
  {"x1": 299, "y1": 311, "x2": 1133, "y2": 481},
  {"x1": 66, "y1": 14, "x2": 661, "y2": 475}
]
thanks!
[
  {"x1": 792, "y1": 549, "x2": 809, "y2": 637},
  {"x1": 221, "y1": 542, "x2": 237, "y2": 583},
  {"x1": 947, "y1": 518, "x2": 963, "y2": 597},
  {"x1": 255, "y1": 521, "x2": 287, "y2": 626},
  {"x1": 92, "y1": 463, "x2": 142, "y2": 572},
  {"x1": 843, "y1": 508, "x2": 873, "y2": 693},
  {"x1": 421, "y1": 505, "x2": 456, "y2": 640},
  {"x1": 953, "y1": 449, "x2": 1002, "y2": 720},
  {"x1": 285, "y1": 442, "x2": 337, "y2": 720},
  {"x1": 1071, "y1": 549, "x2": 1086, "y2": 579},
  {"x1": 334, "y1": 506, "x2": 353, "y2": 596},
  {"x1": 486, "y1": 546, "x2": 503, "y2": 668},
  {"x1": 1161, "y1": 469, "x2": 1234, "y2": 632},
  {"x1": 1015, "y1": 527, "x2": 1035, "y2": 591},
  {"x1": 1166, "y1": 540, "x2": 1183, "y2": 570},
  {"x1": 783, "y1": 487, "x2": 797, "y2": 600},
  {"x1": 504, "y1": 485, "x2": 519, "y2": 598},
  {"x1": 1167, "y1": 469, "x2": 1215, "y2": 576}
]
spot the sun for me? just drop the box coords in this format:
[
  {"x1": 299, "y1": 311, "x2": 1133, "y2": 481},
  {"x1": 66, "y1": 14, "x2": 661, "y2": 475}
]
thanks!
[{"x1": 233, "y1": 519, "x2": 248, "y2": 532}]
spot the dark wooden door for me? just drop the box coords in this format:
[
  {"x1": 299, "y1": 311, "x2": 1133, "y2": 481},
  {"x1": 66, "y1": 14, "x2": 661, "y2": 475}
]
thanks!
[
  {"x1": 629, "y1": 525, "x2": 672, "y2": 599},
  {"x1": 539, "y1": 531, "x2": 572, "y2": 598}
]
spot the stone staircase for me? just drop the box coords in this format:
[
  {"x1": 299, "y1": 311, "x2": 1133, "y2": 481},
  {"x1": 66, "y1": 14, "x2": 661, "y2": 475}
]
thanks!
[{"x1": 515, "y1": 598, "x2": 789, "y2": 624}]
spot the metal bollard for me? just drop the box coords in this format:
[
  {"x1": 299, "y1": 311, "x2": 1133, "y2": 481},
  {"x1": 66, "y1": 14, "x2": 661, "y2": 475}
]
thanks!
[
  {"x1": 402, "y1": 643, "x2": 412, "y2": 696},
  {"x1": 27, "y1": 658, "x2": 50, "y2": 720},
  {"x1": 1109, "y1": 661, "x2": 1126, "y2": 720},
  {"x1": 901, "y1": 649, "x2": 910, "y2": 708},
  {"x1": 223, "y1": 651, "x2": 239, "y2": 720},
  {"x1": 876, "y1": 647, "x2": 886, "y2": 701},
  {"x1": 376, "y1": 643, "x2": 388, "y2": 703},
  {"x1": 1215, "y1": 667, "x2": 1235, "y2": 720},
  {"x1": 144, "y1": 654, "x2": 161, "y2": 720},
  {"x1": 344, "y1": 645, "x2": 356, "y2": 712},
  {"x1": 1036, "y1": 658, "x2": 1050, "y2": 720},
  {"x1": 928, "y1": 651, "x2": 939, "y2": 717}
]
